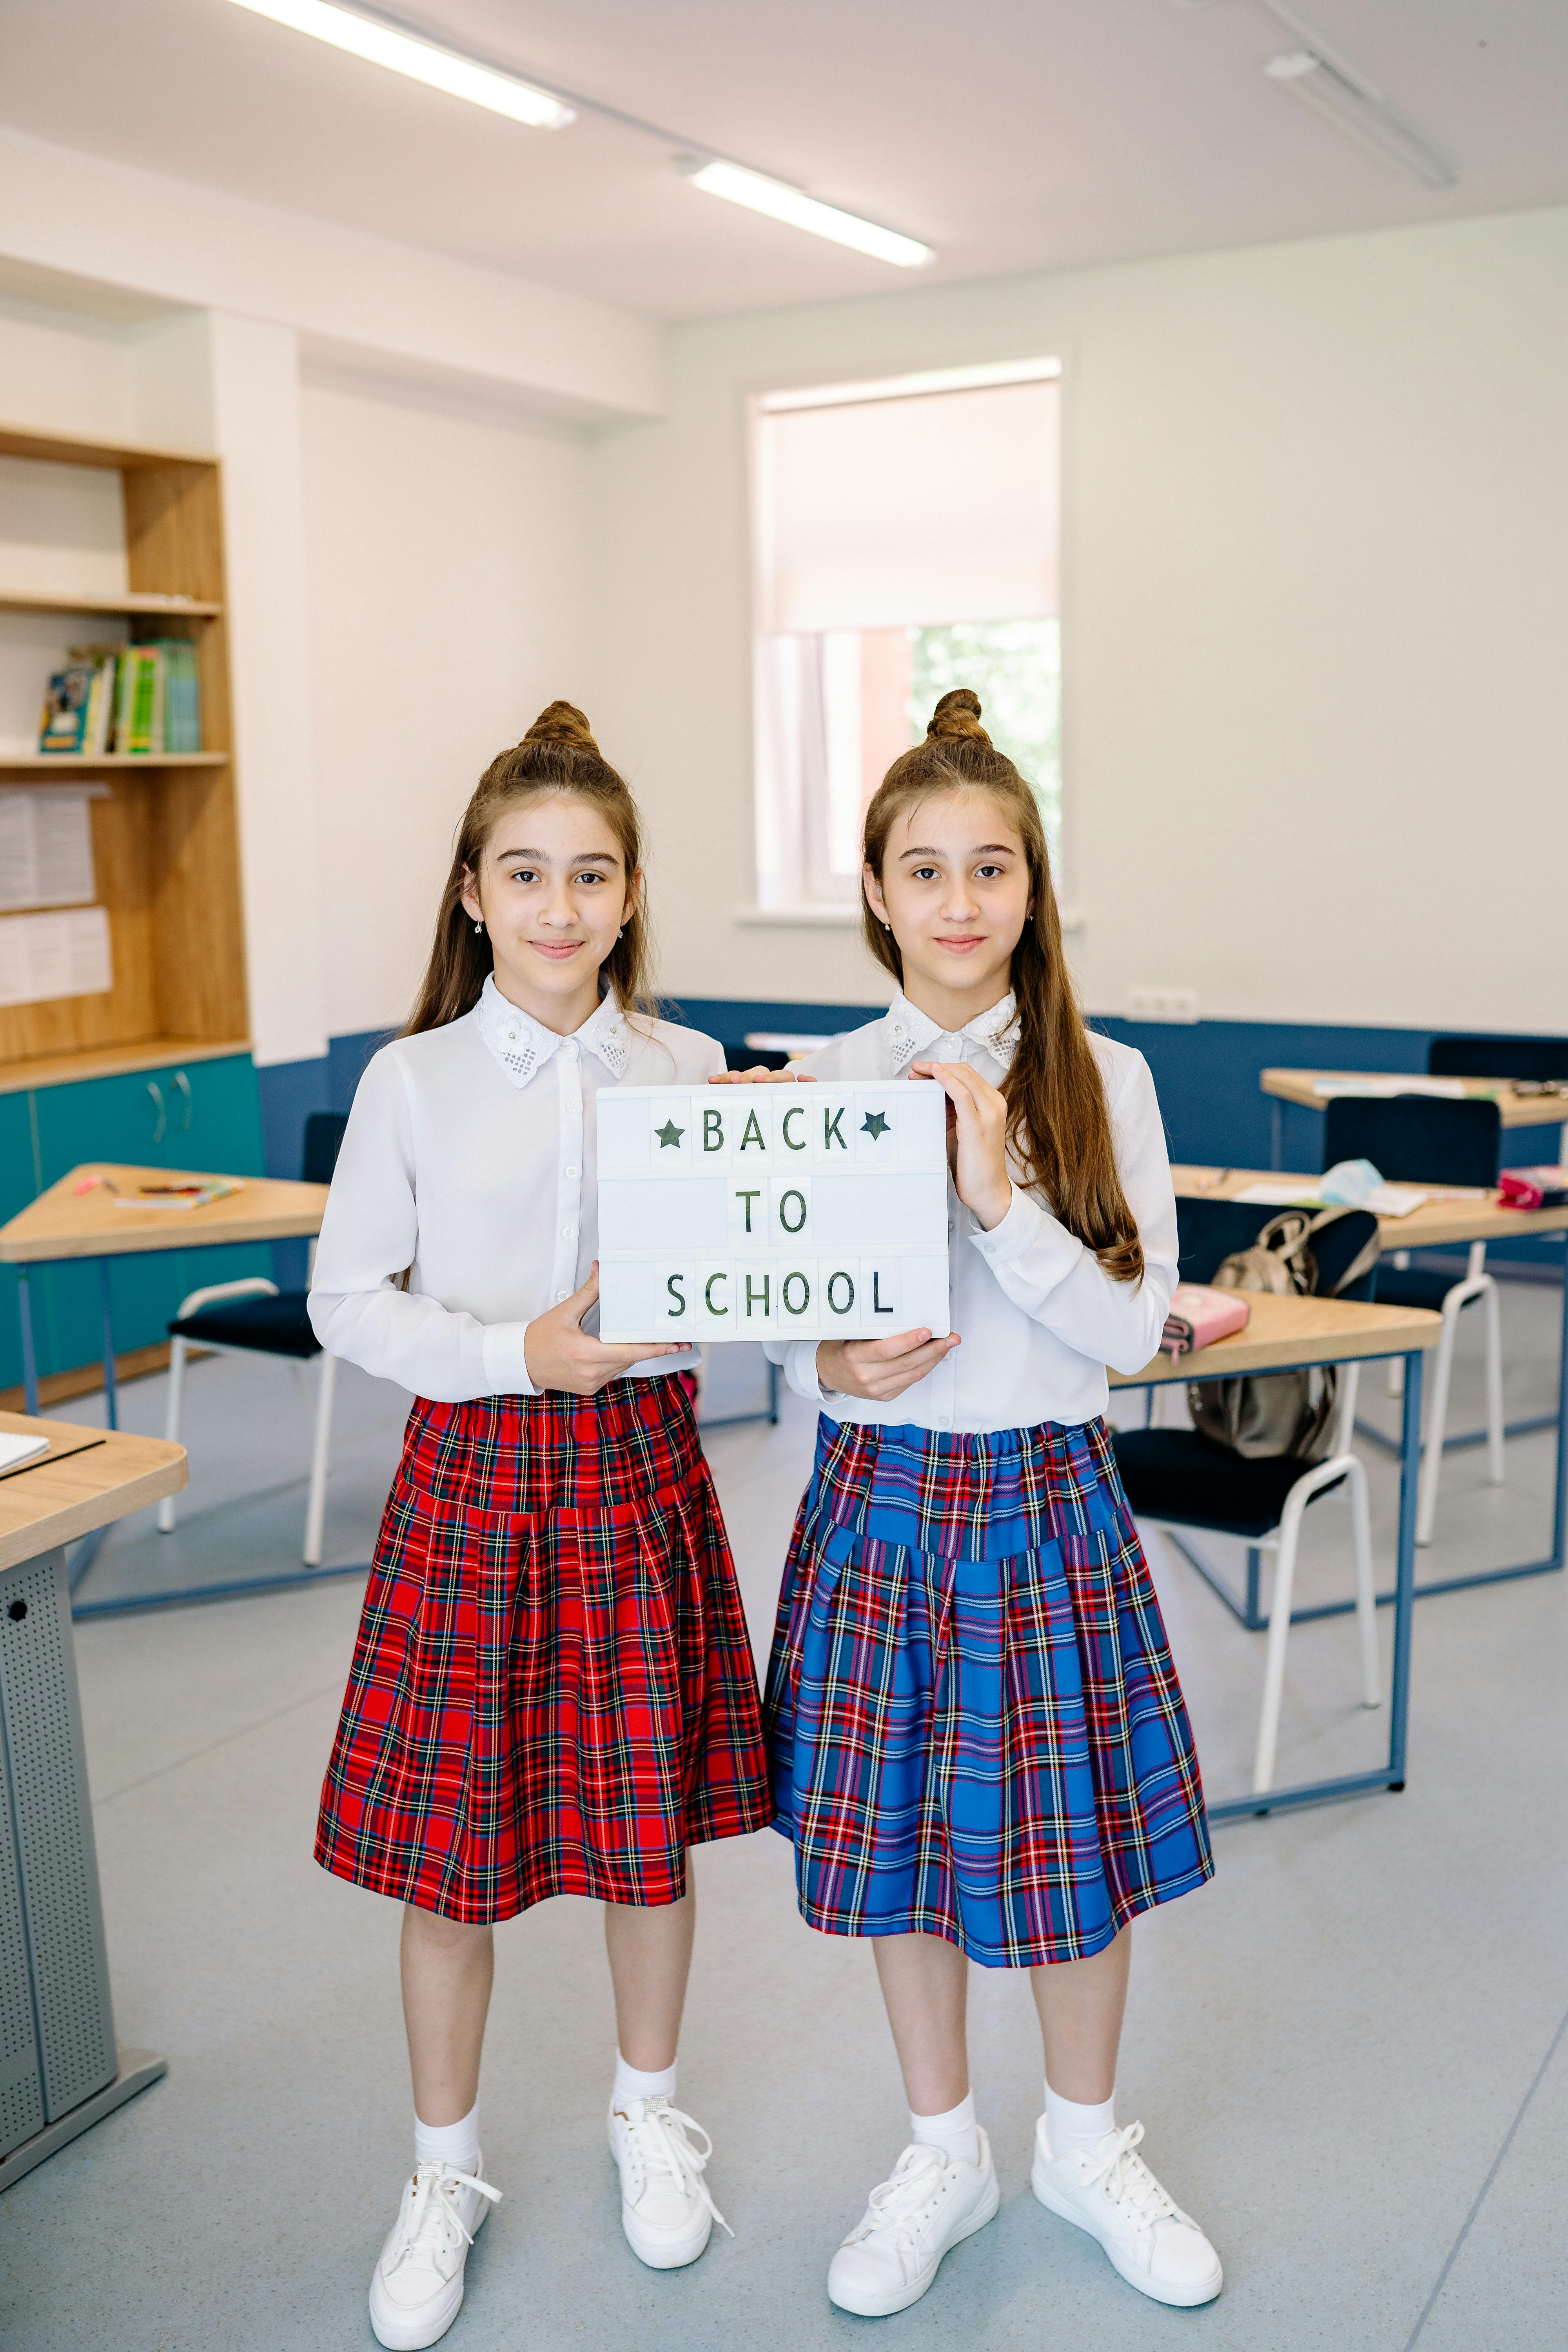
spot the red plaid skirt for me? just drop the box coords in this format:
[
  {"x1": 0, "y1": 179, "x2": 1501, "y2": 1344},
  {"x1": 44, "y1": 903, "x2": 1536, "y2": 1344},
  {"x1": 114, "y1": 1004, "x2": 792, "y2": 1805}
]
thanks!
[{"x1": 315, "y1": 1378, "x2": 773, "y2": 1922}]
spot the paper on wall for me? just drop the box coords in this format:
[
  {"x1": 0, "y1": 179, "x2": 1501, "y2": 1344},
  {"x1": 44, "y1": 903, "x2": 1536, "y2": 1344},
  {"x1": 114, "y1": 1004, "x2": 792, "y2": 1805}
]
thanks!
[
  {"x1": 0, "y1": 790, "x2": 98, "y2": 912},
  {"x1": 0, "y1": 906, "x2": 112, "y2": 1007}
]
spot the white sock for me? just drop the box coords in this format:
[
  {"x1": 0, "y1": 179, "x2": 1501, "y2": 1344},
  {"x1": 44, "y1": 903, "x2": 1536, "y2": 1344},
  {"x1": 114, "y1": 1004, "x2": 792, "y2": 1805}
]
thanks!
[
  {"x1": 1045, "y1": 2078, "x2": 1115, "y2": 2158},
  {"x1": 909, "y1": 2090, "x2": 981, "y2": 2170},
  {"x1": 414, "y1": 2100, "x2": 479, "y2": 2176},
  {"x1": 613, "y1": 2050, "x2": 677, "y2": 2109}
]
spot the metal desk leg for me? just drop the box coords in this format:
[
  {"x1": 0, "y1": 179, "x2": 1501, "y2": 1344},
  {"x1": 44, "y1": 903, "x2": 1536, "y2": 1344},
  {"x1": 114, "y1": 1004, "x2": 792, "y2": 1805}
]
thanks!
[
  {"x1": 17, "y1": 1272, "x2": 39, "y2": 1419},
  {"x1": 1387, "y1": 1347, "x2": 1424, "y2": 1790},
  {"x1": 97, "y1": 1261, "x2": 118, "y2": 1432}
]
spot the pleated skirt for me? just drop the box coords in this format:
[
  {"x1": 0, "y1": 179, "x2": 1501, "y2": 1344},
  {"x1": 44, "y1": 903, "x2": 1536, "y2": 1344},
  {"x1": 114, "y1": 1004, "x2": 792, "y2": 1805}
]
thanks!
[
  {"x1": 316, "y1": 1377, "x2": 773, "y2": 1923},
  {"x1": 764, "y1": 1414, "x2": 1213, "y2": 1967}
]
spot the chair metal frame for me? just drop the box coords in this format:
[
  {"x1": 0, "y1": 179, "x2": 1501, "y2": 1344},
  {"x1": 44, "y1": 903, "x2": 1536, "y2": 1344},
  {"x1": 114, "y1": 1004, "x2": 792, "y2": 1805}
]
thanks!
[
  {"x1": 1130, "y1": 1364, "x2": 1380, "y2": 1795},
  {"x1": 1116, "y1": 1343, "x2": 1426, "y2": 1824},
  {"x1": 156, "y1": 1276, "x2": 338, "y2": 1568}
]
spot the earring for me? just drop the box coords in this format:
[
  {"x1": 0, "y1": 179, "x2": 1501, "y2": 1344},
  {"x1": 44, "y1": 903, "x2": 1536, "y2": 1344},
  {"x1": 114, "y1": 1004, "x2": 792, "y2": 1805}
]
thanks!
[
  {"x1": 617, "y1": 926, "x2": 625, "y2": 941},
  {"x1": 472, "y1": 918, "x2": 483, "y2": 935},
  {"x1": 883, "y1": 920, "x2": 893, "y2": 931}
]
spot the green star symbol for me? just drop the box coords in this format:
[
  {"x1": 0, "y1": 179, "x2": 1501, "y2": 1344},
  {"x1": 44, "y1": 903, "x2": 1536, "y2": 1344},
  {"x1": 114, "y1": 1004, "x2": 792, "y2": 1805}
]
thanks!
[
  {"x1": 861, "y1": 1111, "x2": 890, "y2": 1140},
  {"x1": 655, "y1": 1118, "x2": 684, "y2": 1148}
]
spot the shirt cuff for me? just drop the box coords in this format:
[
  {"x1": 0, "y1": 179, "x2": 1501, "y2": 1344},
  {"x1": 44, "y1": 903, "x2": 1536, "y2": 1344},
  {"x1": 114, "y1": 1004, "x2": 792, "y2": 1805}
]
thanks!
[
  {"x1": 784, "y1": 1337, "x2": 826, "y2": 1402},
  {"x1": 482, "y1": 1319, "x2": 539, "y2": 1397},
  {"x1": 968, "y1": 1183, "x2": 1084, "y2": 1282}
]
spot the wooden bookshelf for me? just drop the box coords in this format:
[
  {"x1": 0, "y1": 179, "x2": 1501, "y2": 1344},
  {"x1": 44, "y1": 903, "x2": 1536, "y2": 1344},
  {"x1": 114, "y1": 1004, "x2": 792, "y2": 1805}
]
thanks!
[
  {"x1": 0, "y1": 591, "x2": 223, "y2": 620},
  {"x1": 0, "y1": 753, "x2": 228, "y2": 773},
  {"x1": 0, "y1": 424, "x2": 248, "y2": 1080}
]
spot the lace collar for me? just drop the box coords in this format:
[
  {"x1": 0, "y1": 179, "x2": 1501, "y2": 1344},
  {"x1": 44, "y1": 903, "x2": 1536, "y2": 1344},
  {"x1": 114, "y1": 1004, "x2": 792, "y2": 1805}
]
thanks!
[
  {"x1": 884, "y1": 988, "x2": 1019, "y2": 1075},
  {"x1": 474, "y1": 975, "x2": 630, "y2": 1089}
]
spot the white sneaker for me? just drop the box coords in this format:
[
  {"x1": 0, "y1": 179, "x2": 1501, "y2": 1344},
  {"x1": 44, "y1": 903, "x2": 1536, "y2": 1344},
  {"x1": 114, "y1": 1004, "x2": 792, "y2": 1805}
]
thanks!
[
  {"x1": 608, "y1": 2095, "x2": 733, "y2": 2269},
  {"x1": 1031, "y1": 2117, "x2": 1222, "y2": 2307},
  {"x1": 828, "y1": 2133, "x2": 1000, "y2": 2318},
  {"x1": 367, "y1": 2156, "x2": 503, "y2": 2350}
]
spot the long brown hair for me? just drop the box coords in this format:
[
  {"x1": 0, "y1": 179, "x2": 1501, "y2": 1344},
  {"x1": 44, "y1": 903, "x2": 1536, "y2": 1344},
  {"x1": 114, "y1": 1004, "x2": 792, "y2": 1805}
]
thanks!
[
  {"x1": 405, "y1": 700, "x2": 655, "y2": 1037},
  {"x1": 862, "y1": 687, "x2": 1143, "y2": 1284}
]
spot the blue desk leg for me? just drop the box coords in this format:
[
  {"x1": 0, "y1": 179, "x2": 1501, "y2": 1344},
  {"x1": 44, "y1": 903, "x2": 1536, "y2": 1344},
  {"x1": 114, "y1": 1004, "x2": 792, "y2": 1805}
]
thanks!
[
  {"x1": 1270, "y1": 1099, "x2": 1283, "y2": 1171},
  {"x1": 1387, "y1": 1347, "x2": 1424, "y2": 1790},
  {"x1": 98, "y1": 1261, "x2": 118, "y2": 1432},
  {"x1": 18, "y1": 1272, "x2": 40, "y2": 1418}
]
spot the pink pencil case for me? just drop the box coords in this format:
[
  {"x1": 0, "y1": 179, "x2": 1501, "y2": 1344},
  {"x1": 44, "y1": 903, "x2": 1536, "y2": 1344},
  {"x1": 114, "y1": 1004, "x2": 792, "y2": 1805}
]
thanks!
[
  {"x1": 1498, "y1": 1166, "x2": 1568, "y2": 1211},
  {"x1": 1161, "y1": 1284, "x2": 1252, "y2": 1357}
]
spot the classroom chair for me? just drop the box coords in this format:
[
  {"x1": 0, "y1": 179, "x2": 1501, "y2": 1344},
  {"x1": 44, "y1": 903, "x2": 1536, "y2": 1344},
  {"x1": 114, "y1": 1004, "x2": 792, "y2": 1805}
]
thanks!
[
  {"x1": 1323, "y1": 1094, "x2": 1502, "y2": 1548},
  {"x1": 157, "y1": 1112, "x2": 349, "y2": 1567},
  {"x1": 1428, "y1": 1034, "x2": 1568, "y2": 1081},
  {"x1": 1112, "y1": 1200, "x2": 1382, "y2": 1797}
]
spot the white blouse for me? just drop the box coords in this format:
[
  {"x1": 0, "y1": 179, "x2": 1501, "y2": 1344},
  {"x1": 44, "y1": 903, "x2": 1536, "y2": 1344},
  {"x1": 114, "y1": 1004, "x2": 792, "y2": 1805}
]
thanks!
[
  {"x1": 764, "y1": 990, "x2": 1178, "y2": 1434},
  {"x1": 309, "y1": 976, "x2": 724, "y2": 1400}
]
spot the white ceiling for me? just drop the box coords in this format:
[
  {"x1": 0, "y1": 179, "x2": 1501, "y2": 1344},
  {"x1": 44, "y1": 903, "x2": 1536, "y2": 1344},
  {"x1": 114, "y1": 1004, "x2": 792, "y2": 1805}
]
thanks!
[{"x1": 1, "y1": 0, "x2": 1565, "y2": 321}]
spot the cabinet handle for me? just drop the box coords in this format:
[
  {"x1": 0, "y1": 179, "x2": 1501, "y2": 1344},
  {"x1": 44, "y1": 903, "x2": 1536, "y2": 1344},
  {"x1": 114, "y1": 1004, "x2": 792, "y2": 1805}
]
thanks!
[
  {"x1": 147, "y1": 1081, "x2": 167, "y2": 1145},
  {"x1": 173, "y1": 1070, "x2": 193, "y2": 1132}
]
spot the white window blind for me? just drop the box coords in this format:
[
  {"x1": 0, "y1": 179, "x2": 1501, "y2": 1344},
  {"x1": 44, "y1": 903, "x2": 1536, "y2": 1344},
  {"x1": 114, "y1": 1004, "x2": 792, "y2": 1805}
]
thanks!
[{"x1": 758, "y1": 378, "x2": 1060, "y2": 635}]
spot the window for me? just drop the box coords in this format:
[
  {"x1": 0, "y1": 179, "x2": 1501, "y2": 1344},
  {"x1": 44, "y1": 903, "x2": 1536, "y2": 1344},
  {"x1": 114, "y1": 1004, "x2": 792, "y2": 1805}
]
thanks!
[{"x1": 750, "y1": 361, "x2": 1061, "y2": 910}]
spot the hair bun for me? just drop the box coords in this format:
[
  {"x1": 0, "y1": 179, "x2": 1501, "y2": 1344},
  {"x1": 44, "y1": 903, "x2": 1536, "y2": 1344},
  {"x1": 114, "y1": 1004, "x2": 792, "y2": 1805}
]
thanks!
[
  {"x1": 926, "y1": 688, "x2": 991, "y2": 746},
  {"x1": 523, "y1": 699, "x2": 601, "y2": 756}
]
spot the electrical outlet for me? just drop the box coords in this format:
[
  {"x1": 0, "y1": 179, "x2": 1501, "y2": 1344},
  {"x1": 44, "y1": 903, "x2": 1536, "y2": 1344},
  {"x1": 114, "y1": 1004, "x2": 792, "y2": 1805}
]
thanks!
[{"x1": 1128, "y1": 985, "x2": 1200, "y2": 1024}]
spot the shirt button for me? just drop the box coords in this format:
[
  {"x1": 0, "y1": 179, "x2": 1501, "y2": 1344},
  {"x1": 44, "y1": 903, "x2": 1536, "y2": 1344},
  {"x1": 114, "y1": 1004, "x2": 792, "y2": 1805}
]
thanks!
[
  {"x1": 565, "y1": 1165, "x2": 579, "y2": 1178},
  {"x1": 563, "y1": 1224, "x2": 576, "y2": 1240},
  {"x1": 566, "y1": 1042, "x2": 579, "y2": 1059},
  {"x1": 555, "y1": 1290, "x2": 568, "y2": 1302}
]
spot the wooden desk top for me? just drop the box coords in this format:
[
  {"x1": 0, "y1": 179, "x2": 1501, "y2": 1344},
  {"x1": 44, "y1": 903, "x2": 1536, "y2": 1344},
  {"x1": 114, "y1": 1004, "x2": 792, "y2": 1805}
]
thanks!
[
  {"x1": 0, "y1": 1411, "x2": 185, "y2": 1572},
  {"x1": 1260, "y1": 1069, "x2": 1567, "y2": 1129},
  {"x1": 1171, "y1": 1165, "x2": 1568, "y2": 1251},
  {"x1": 0, "y1": 1165, "x2": 328, "y2": 1263},
  {"x1": 1109, "y1": 1292, "x2": 1440, "y2": 1392}
]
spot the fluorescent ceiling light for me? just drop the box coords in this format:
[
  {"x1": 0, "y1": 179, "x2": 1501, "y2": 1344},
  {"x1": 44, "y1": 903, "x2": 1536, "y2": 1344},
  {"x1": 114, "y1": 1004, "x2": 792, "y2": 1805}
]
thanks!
[
  {"x1": 226, "y1": 0, "x2": 574, "y2": 128},
  {"x1": 682, "y1": 159, "x2": 933, "y2": 268},
  {"x1": 762, "y1": 359, "x2": 1060, "y2": 413},
  {"x1": 1265, "y1": 49, "x2": 1454, "y2": 190}
]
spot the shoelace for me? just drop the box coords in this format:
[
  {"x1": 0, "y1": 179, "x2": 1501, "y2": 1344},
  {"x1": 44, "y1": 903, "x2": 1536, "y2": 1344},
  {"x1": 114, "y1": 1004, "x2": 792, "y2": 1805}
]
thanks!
[
  {"x1": 850, "y1": 2145, "x2": 953, "y2": 2248},
  {"x1": 386, "y1": 2161, "x2": 503, "y2": 2275},
  {"x1": 1080, "y1": 2123, "x2": 1183, "y2": 2238},
  {"x1": 617, "y1": 2099, "x2": 733, "y2": 2238}
]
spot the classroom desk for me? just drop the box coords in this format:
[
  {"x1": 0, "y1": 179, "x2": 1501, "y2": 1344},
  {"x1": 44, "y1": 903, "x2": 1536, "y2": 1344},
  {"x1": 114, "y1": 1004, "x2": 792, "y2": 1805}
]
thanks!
[
  {"x1": 1171, "y1": 1165, "x2": 1568, "y2": 1610},
  {"x1": 1111, "y1": 1292, "x2": 1440, "y2": 1822},
  {"x1": 0, "y1": 1413, "x2": 184, "y2": 2192},
  {"x1": 1258, "y1": 1068, "x2": 1568, "y2": 1169},
  {"x1": 0, "y1": 1164, "x2": 330, "y2": 1614}
]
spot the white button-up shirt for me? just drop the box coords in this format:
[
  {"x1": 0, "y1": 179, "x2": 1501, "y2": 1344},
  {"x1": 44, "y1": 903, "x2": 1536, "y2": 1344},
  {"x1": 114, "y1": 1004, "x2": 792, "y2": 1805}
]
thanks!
[
  {"x1": 764, "y1": 989, "x2": 1178, "y2": 1434},
  {"x1": 309, "y1": 976, "x2": 723, "y2": 1399}
]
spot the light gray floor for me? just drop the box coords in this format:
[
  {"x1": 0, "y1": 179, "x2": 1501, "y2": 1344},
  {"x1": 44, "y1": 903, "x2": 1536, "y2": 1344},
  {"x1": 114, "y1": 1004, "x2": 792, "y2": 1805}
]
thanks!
[{"x1": 4, "y1": 1290, "x2": 1566, "y2": 2350}]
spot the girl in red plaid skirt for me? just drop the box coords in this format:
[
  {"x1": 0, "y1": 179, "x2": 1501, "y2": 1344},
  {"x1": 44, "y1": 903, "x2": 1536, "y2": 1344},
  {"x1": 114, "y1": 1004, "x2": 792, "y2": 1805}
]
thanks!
[
  {"x1": 735, "y1": 690, "x2": 1221, "y2": 2318},
  {"x1": 310, "y1": 704, "x2": 771, "y2": 2349}
]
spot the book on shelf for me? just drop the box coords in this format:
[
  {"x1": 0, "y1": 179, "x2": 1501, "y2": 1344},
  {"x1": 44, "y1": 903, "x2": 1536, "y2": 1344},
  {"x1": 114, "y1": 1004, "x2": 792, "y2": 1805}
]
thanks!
[
  {"x1": 37, "y1": 659, "x2": 98, "y2": 753},
  {"x1": 35, "y1": 638, "x2": 202, "y2": 757},
  {"x1": 114, "y1": 645, "x2": 165, "y2": 755}
]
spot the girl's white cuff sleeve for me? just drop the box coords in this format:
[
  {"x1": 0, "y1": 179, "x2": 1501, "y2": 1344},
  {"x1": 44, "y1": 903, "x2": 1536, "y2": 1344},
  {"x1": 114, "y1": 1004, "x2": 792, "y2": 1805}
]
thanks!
[{"x1": 764, "y1": 1337, "x2": 825, "y2": 1402}]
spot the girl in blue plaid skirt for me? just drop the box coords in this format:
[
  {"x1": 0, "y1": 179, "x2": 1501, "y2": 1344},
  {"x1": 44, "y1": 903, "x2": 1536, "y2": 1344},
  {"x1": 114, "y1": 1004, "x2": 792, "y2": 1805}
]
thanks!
[
  {"x1": 746, "y1": 690, "x2": 1221, "y2": 2317},
  {"x1": 311, "y1": 704, "x2": 771, "y2": 2349}
]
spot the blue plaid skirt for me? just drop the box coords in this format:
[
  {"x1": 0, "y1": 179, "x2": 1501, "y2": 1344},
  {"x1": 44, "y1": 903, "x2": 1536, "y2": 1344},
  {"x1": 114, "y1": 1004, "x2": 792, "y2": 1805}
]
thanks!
[{"x1": 764, "y1": 1415, "x2": 1213, "y2": 1968}]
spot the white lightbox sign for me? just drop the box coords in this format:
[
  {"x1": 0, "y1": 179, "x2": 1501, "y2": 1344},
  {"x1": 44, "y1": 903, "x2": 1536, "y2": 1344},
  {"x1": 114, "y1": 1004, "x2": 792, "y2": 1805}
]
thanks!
[{"x1": 597, "y1": 1081, "x2": 951, "y2": 1343}]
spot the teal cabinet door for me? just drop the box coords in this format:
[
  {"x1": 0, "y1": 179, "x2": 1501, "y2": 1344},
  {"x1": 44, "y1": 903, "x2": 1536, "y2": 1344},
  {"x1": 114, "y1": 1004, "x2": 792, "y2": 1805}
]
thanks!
[
  {"x1": 159, "y1": 1055, "x2": 272, "y2": 1308},
  {"x1": 0, "y1": 1092, "x2": 39, "y2": 1392},
  {"x1": 29, "y1": 1056, "x2": 270, "y2": 1380}
]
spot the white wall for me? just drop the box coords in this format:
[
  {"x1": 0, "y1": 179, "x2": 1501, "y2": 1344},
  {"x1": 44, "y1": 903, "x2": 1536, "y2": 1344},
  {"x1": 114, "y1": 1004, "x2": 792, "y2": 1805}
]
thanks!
[
  {"x1": 299, "y1": 370, "x2": 593, "y2": 1039},
  {"x1": 588, "y1": 205, "x2": 1568, "y2": 1033}
]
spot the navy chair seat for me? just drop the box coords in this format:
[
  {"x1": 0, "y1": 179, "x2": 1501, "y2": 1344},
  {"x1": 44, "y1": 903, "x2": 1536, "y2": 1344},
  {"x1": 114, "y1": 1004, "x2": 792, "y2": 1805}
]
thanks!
[
  {"x1": 1113, "y1": 1427, "x2": 1347, "y2": 1541},
  {"x1": 1373, "y1": 1263, "x2": 1481, "y2": 1318},
  {"x1": 170, "y1": 1291, "x2": 319, "y2": 1359}
]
